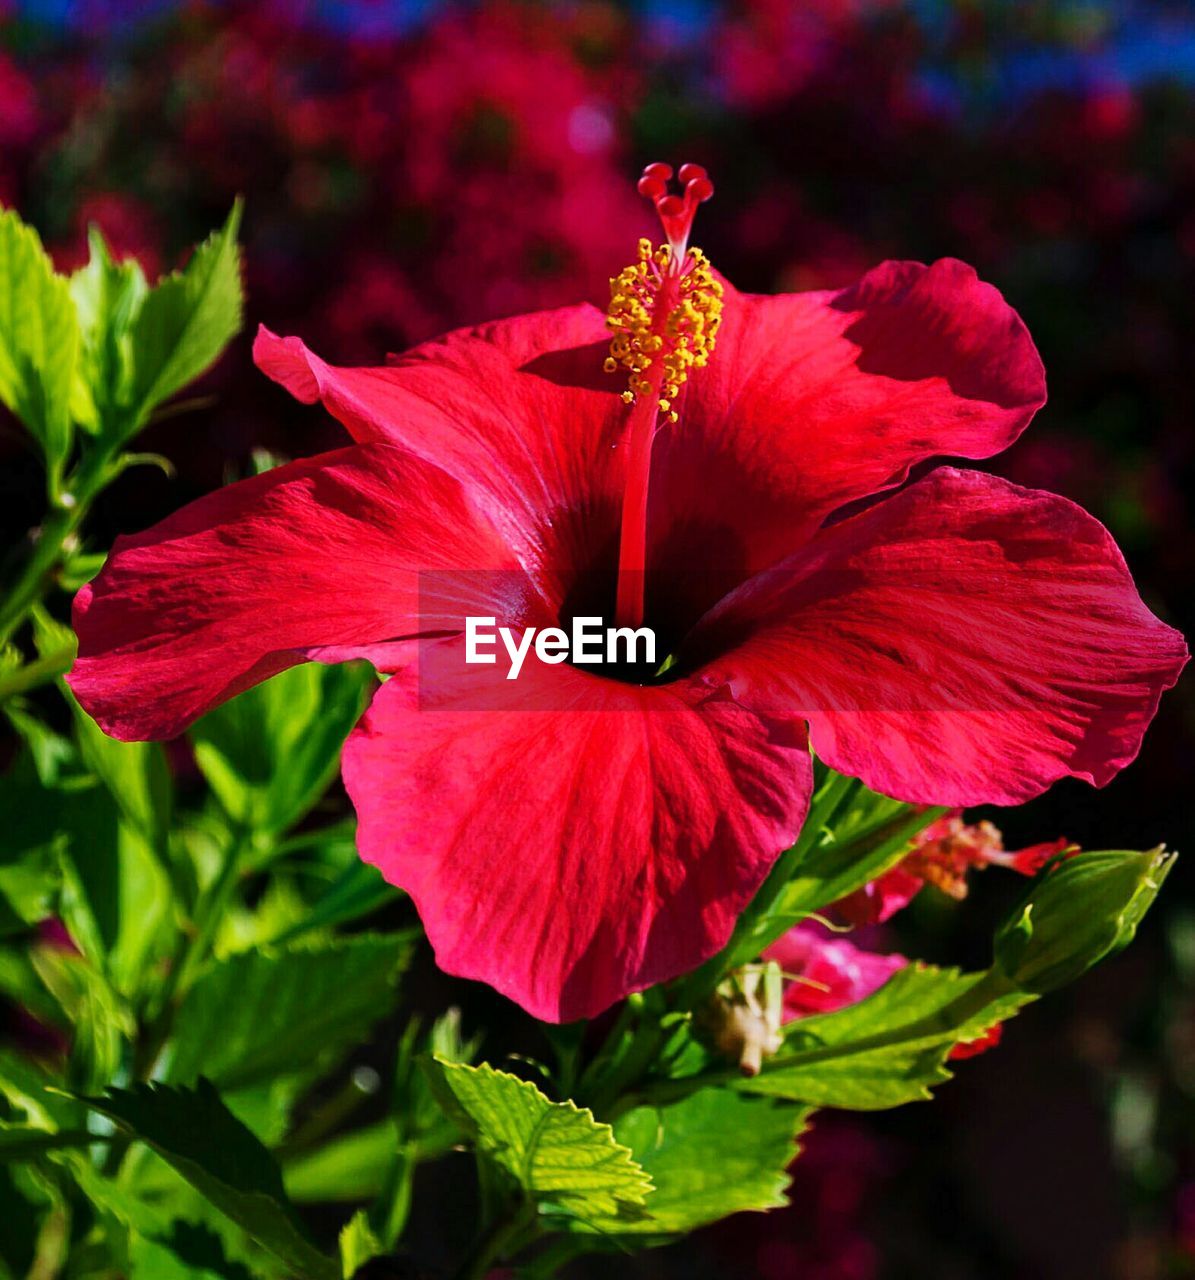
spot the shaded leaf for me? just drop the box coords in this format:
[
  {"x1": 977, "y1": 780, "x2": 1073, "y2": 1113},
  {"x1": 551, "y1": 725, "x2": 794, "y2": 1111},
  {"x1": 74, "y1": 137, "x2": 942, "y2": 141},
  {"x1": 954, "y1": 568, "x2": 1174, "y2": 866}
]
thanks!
[
  {"x1": 70, "y1": 693, "x2": 172, "y2": 851},
  {"x1": 130, "y1": 1220, "x2": 257, "y2": 1280},
  {"x1": 63, "y1": 1155, "x2": 257, "y2": 1280},
  {"x1": 68, "y1": 1079, "x2": 337, "y2": 1280},
  {"x1": 165, "y1": 934, "x2": 410, "y2": 1092},
  {"x1": 283, "y1": 1122, "x2": 397, "y2": 1204},
  {"x1": 269, "y1": 860, "x2": 400, "y2": 947},
  {"x1": 29, "y1": 945, "x2": 132, "y2": 1091},
  {"x1": 0, "y1": 1125, "x2": 102, "y2": 1161}
]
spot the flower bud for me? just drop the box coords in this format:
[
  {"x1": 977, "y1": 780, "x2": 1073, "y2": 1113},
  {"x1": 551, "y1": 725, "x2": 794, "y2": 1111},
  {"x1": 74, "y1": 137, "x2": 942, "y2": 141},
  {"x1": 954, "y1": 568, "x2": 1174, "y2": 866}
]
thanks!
[{"x1": 994, "y1": 847, "x2": 1174, "y2": 994}]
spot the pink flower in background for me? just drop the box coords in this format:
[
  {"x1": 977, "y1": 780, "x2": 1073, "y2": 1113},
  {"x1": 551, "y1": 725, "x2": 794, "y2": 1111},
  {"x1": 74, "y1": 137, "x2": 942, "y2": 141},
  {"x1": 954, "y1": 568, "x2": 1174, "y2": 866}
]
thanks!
[
  {"x1": 837, "y1": 813, "x2": 1074, "y2": 925},
  {"x1": 765, "y1": 924, "x2": 907, "y2": 1019},
  {"x1": 0, "y1": 52, "x2": 38, "y2": 148}
]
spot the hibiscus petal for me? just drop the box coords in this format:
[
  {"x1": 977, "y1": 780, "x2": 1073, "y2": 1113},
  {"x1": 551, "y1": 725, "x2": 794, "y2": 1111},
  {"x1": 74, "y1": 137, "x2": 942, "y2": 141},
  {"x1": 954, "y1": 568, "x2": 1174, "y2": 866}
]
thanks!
[
  {"x1": 690, "y1": 467, "x2": 1188, "y2": 806},
  {"x1": 649, "y1": 260, "x2": 1047, "y2": 625},
  {"x1": 765, "y1": 924, "x2": 907, "y2": 1020},
  {"x1": 342, "y1": 650, "x2": 812, "y2": 1022},
  {"x1": 254, "y1": 308, "x2": 625, "y2": 604},
  {"x1": 68, "y1": 445, "x2": 524, "y2": 741}
]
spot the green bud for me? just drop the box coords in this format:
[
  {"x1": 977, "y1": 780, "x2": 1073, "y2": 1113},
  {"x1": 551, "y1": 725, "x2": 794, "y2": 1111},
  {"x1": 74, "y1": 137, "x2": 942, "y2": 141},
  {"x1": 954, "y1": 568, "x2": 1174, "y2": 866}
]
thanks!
[{"x1": 994, "y1": 848, "x2": 1175, "y2": 994}]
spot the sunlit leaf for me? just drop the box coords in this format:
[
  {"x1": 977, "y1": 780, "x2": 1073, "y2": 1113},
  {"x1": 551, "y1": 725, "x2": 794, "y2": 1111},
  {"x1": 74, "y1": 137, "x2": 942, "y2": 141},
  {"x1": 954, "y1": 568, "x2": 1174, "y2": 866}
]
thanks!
[
  {"x1": 422, "y1": 1060, "x2": 653, "y2": 1221},
  {"x1": 69, "y1": 225, "x2": 148, "y2": 434},
  {"x1": 129, "y1": 201, "x2": 243, "y2": 425},
  {"x1": 338, "y1": 1210, "x2": 383, "y2": 1279},
  {"x1": 591, "y1": 1089, "x2": 807, "y2": 1238},
  {"x1": 0, "y1": 207, "x2": 79, "y2": 477}
]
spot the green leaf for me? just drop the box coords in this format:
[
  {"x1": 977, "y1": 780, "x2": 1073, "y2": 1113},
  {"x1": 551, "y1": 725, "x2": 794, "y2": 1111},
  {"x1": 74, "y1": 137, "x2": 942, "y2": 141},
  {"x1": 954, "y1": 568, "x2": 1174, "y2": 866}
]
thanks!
[
  {"x1": 55, "y1": 695, "x2": 175, "y2": 993},
  {"x1": 64, "y1": 1154, "x2": 258, "y2": 1280},
  {"x1": 283, "y1": 1122, "x2": 397, "y2": 1204},
  {"x1": 0, "y1": 207, "x2": 79, "y2": 477},
  {"x1": 995, "y1": 848, "x2": 1174, "y2": 993},
  {"x1": 0, "y1": 944, "x2": 64, "y2": 1029},
  {"x1": 0, "y1": 1161, "x2": 52, "y2": 1278},
  {"x1": 595, "y1": 1090, "x2": 807, "y2": 1239},
  {"x1": 0, "y1": 740, "x2": 68, "y2": 937},
  {"x1": 776, "y1": 795, "x2": 944, "y2": 923},
  {"x1": 0, "y1": 855, "x2": 56, "y2": 936},
  {"x1": 268, "y1": 860, "x2": 400, "y2": 947},
  {"x1": 129, "y1": 201, "x2": 243, "y2": 424},
  {"x1": 0, "y1": 1046, "x2": 74, "y2": 1131},
  {"x1": 130, "y1": 1223, "x2": 257, "y2": 1280},
  {"x1": 70, "y1": 693, "x2": 172, "y2": 851},
  {"x1": 69, "y1": 226, "x2": 148, "y2": 433},
  {"x1": 67, "y1": 1079, "x2": 338, "y2": 1280},
  {"x1": 338, "y1": 1211, "x2": 383, "y2": 1279},
  {"x1": 0, "y1": 1125, "x2": 102, "y2": 1161},
  {"x1": 189, "y1": 662, "x2": 372, "y2": 838},
  {"x1": 57, "y1": 817, "x2": 173, "y2": 998},
  {"x1": 29, "y1": 945, "x2": 133, "y2": 1091},
  {"x1": 165, "y1": 934, "x2": 410, "y2": 1092},
  {"x1": 423, "y1": 1060, "x2": 653, "y2": 1221},
  {"x1": 738, "y1": 964, "x2": 1031, "y2": 1109}
]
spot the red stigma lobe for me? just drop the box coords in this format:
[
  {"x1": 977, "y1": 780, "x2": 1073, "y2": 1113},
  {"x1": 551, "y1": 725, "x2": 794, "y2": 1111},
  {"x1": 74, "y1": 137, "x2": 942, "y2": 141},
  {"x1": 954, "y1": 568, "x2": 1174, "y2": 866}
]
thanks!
[{"x1": 637, "y1": 162, "x2": 715, "y2": 257}]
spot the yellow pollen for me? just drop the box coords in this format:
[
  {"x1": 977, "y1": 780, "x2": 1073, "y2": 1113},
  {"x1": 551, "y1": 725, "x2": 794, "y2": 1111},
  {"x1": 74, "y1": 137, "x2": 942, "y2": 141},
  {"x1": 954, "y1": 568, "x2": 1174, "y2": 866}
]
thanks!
[{"x1": 603, "y1": 239, "x2": 723, "y2": 414}]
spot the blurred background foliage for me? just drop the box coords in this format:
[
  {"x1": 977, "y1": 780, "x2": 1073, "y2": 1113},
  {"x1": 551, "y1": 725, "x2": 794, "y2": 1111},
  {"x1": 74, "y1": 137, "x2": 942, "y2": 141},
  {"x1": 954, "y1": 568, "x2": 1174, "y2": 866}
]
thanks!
[{"x1": 1, "y1": 1, "x2": 1192, "y2": 1276}]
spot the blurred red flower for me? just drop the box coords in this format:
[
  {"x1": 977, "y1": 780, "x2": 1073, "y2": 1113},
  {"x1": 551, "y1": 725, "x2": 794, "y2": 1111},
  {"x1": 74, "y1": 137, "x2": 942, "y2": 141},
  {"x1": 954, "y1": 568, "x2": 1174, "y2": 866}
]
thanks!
[{"x1": 837, "y1": 812, "x2": 1073, "y2": 925}]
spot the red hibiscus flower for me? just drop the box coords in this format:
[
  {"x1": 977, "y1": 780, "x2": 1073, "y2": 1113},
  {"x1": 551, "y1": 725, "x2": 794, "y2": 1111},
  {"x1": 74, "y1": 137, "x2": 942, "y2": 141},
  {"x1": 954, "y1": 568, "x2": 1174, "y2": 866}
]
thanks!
[
  {"x1": 68, "y1": 165, "x2": 1187, "y2": 1022},
  {"x1": 836, "y1": 812, "x2": 1075, "y2": 926},
  {"x1": 765, "y1": 924, "x2": 907, "y2": 1020}
]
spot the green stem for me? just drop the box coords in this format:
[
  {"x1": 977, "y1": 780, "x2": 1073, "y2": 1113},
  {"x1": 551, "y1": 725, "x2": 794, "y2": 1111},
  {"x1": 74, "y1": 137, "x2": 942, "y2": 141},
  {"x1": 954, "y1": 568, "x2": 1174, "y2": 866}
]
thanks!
[
  {"x1": 0, "y1": 644, "x2": 76, "y2": 699},
  {"x1": 515, "y1": 1235, "x2": 589, "y2": 1280},
  {"x1": 582, "y1": 1011, "x2": 666, "y2": 1116},
  {"x1": 277, "y1": 1074, "x2": 374, "y2": 1159},
  {"x1": 133, "y1": 826, "x2": 249, "y2": 1083},
  {"x1": 453, "y1": 1203, "x2": 537, "y2": 1280},
  {"x1": 369, "y1": 1141, "x2": 417, "y2": 1248},
  {"x1": 0, "y1": 442, "x2": 120, "y2": 648},
  {"x1": 573, "y1": 994, "x2": 640, "y2": 1102},
  {"x1": 173, "y1": 826, "x2": 249, "y2": 992}
]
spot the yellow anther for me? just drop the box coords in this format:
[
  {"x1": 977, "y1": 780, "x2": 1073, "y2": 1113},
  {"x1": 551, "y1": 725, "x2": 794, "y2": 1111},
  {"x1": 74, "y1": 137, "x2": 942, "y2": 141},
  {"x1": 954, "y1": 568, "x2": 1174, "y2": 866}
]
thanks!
[{"x1": 605, "y1": 237, "x2": 723, "y2": 411}]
